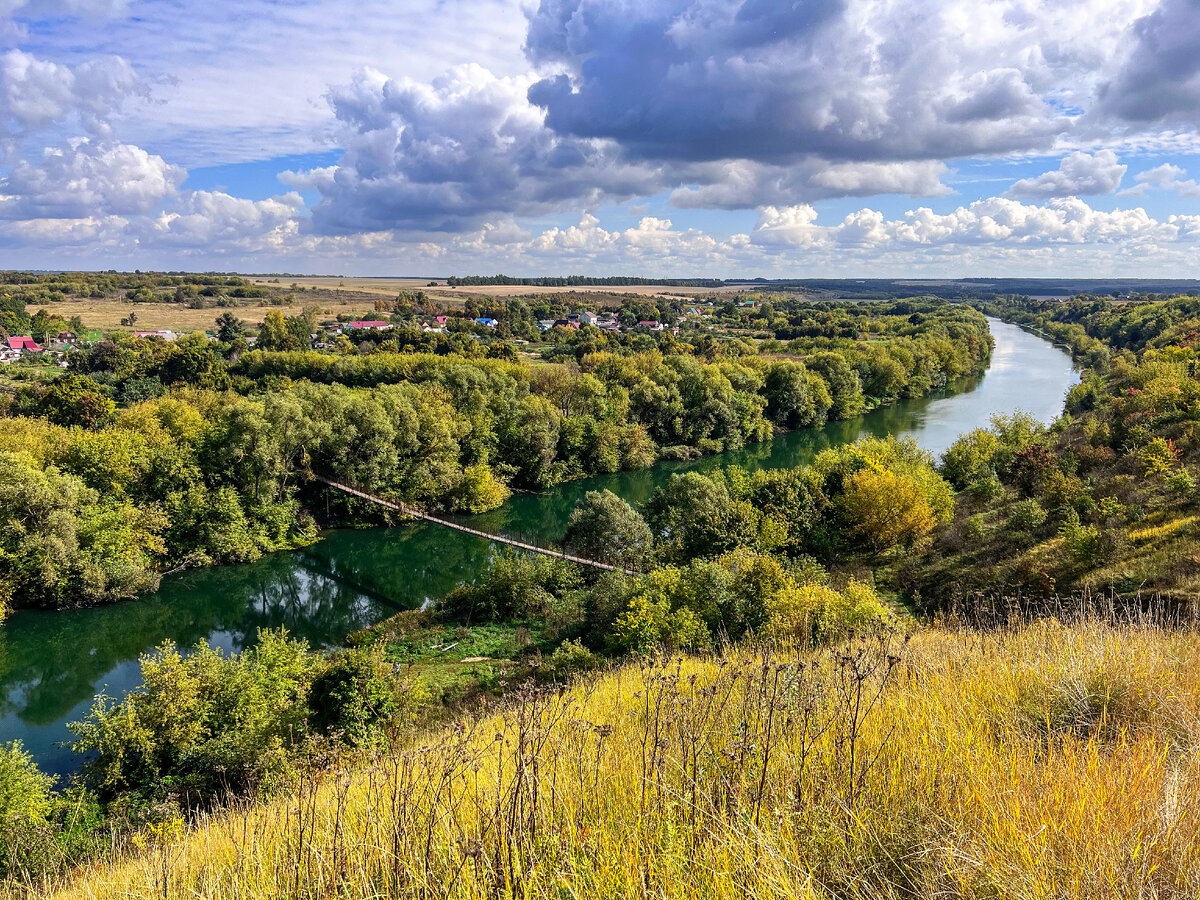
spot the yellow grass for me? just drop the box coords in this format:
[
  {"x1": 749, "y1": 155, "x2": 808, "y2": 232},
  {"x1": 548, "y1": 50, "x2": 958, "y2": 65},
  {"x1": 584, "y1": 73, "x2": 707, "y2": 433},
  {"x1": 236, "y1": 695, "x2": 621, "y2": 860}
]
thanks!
[
  {"x1": 48, "y1": 620, "x2": 1200, "y2": 899},
  {"x1": 1128, "y1": 516, "x2": 1198, "y2": 544},
  {"x1": 26, "y1": 299, "x2": 382, "y2": 334}
]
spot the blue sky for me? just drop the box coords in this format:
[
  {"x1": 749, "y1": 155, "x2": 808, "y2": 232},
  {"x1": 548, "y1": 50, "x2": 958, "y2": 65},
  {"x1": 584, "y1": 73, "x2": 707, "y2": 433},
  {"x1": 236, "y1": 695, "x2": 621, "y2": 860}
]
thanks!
[{"x1": 0, "y1": 0, "x2": 1198, "y2": 276}]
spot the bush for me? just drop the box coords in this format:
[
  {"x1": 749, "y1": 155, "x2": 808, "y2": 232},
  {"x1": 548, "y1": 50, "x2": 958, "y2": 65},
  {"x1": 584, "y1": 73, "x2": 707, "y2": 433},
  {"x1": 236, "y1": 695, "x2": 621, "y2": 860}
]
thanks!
[
  {"x1": 765, "y1": 579, "x2": 889, "y2": 644},
  {"x1": 1008, "y1": 499, "x2": 1047, "y2": 532},
  {"x1": 70, "y1": 630, "x2": 321, "y2": 806},
  {"x1": 309, "y1": 647, "x2": 404, "y2": 749},
  {"x1": 0, "y1": 741, "x2": 56, "y2": 878},
  {"x1": 549, "y1": 639, "x2": 599, "y2": 679},
  {"x1": 966, "y1": 514, "x2": 985, "y2": 540},
  {"x1": 1167, "y1": 468, "x2": 1195, "y2": 495}
]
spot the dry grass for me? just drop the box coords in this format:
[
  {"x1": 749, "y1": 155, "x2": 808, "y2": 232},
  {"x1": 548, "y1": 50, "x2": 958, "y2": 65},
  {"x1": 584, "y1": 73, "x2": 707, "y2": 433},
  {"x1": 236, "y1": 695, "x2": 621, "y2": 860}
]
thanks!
[
  {"x1": 45, "y1": 619, "x2": 1200, "y2": 899},
  {"x1": 27, "y1": 299, "x2": 385, "y2": 334},
  {"x1": 251, "y1": 276, "x2": 438, "y2": 298},
  {"x1": 264, "y1": 276, "x2": 743, "y2": 302}
]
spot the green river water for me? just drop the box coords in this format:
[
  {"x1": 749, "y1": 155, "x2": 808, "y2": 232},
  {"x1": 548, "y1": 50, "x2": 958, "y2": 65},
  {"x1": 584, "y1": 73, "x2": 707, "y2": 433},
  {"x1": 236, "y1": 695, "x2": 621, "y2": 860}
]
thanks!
[{"x1": 0, "y1": 318, "x2": 1078, "y2": 775}]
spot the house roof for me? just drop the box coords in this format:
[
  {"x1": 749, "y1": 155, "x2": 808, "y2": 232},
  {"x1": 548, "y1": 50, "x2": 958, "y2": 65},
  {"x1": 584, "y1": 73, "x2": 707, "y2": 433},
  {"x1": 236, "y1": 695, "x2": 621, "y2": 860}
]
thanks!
[
  {"x1": 6, "y1": 336, "x2": 42, "y2": 351},
  {"x1": 347, "y1": 320, "x2": 390, "y2": 328}
]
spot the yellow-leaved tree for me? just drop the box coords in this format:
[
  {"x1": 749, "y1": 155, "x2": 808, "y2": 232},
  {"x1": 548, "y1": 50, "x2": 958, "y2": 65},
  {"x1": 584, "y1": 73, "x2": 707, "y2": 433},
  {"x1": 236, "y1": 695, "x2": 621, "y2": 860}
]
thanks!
[{"x1": 840, "y1": 467, "x2": 939, "y2": 555}]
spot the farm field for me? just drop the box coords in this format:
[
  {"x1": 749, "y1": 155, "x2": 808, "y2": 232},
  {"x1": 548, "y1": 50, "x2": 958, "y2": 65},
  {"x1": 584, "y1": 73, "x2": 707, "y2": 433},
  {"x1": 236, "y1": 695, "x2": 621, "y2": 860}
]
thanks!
[
  {"x1": 23, "y1": 295, "x2": 388, "y2": 335},
  {"x1": 254, "y1": 275, "x2": 742, "y2": 302}
]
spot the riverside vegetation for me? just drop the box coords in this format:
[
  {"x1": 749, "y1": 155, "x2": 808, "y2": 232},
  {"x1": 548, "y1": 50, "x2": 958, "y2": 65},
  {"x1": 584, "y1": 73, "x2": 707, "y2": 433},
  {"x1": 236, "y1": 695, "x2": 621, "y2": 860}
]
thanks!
[
  {"x1": 0, "y1": 294, "x2": 989, "y2": 611},
  {"x1": 5, "y1": 291, "x2": 1200, "y2": 897}
]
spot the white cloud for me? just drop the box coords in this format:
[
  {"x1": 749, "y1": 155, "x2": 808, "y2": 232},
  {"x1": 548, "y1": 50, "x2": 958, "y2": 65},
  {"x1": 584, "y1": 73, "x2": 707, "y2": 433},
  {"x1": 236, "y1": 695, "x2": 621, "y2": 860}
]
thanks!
[
  {"x1": 1120, "y1": 162, "x2": 1200, "y2": 197},
  {"x1": 295, "y1": 64, "x2": 666, "y2": 235},
  {"x1": 750, "y1": 196, "x2": 1184, "y2": 252},
  {"x1": 0, "y1": 49, "x2": 143, "y2": 139},
  {"x1": 670, "y1": 160, "x2": 953, "y2": 209},
  {"x1": 0, "y1": 138, "x2": 184, "y2": 218},
  {"x1": 1006, "y1": 150, "x2": 1127, "y2": 198},
  {"x1": 141, "y1": 190, "x2": 305, "y2": 249}
]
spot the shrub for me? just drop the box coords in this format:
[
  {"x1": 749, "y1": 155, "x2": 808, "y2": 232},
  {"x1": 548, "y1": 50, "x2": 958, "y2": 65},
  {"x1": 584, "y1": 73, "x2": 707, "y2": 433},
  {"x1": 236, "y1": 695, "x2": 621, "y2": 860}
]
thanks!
[
  {"x1": 70, "y1": 630, "x2": 321, "y2": 806},
  {"x1": 966, "y1": 514, "x2": 985, "y2": 540},
  {"x1": 309, "y1": 647, "x2": 404, "y2": 749},
  {"x1": 1167, "y1": 468, "x2": 1195, "y2": 495},
  {"x1": 0, "y1": 741, "x2": 56, "y2": 879},
  {"x1": 765, "y1": 579, "x2": 888, "y2": 644},
  {"x1": 1008, "y1": 499, "x2": 1047, "y2": 532},
  {"x1": 549, "y1": 639, "x2": 598, "y2": 678}
]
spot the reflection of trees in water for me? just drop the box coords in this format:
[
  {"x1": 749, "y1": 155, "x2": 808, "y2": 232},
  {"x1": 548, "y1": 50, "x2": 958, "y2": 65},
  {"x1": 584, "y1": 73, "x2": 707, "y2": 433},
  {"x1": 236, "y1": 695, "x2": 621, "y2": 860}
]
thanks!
[
  {"x1": 0, "y1": 587, "x2": 240, "y2": 727},
  {"x1": 0, "y1": 523, "x2": 511, "y2": 732}
]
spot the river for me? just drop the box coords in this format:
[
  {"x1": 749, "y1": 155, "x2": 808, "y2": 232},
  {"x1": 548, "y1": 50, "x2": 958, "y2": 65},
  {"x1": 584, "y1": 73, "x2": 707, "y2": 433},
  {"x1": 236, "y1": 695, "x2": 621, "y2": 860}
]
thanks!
[{"x1": 0, "y1": 317, "x2": 1078, "y2": 775}]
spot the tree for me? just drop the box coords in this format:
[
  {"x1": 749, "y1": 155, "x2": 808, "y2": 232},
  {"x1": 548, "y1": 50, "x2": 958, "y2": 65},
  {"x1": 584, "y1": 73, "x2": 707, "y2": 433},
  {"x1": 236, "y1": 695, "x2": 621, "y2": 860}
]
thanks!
[
  {"x1": 839, "y1": 467, "x2": 937, "y2": 555},
  {"x1": 646, "y1": 472, "x2": 744, "y2": 561},
  {"x1": 37, "y1": 375, "x2": 115, "y2": 429},
  {"x1": 256, "y1": 309, "x2": 295, "y2": 351},
  {"x1": 564, "y1": 489, "x2": 652, "y2": 568},
  {"x1": 805, "y1": 351, "x2": 866, "y2": 419},
  {"x1": 215, "y1": 311, "x2": 246, "y2": 343}
]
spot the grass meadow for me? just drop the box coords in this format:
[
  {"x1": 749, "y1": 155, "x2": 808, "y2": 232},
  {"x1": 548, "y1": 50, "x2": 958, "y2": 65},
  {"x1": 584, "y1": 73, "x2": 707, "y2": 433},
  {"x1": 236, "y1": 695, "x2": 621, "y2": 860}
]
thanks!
[{"x1": 41, "y1": 616, "x2": 1200, "y2": 900}]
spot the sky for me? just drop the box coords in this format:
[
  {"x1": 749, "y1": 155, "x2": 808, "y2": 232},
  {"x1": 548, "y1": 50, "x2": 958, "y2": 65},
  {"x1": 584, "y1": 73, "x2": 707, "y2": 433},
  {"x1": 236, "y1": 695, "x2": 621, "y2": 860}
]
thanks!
[{"x1": 0, "y1": 0, "x2": 1199, "y2": 276}]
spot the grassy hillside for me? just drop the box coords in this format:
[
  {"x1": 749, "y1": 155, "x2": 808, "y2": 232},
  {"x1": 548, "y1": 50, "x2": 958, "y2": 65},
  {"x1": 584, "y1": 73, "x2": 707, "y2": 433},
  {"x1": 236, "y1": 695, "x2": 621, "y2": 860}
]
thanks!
[{"x1": 49, "y1": 617, "x2": 1200, "y2": 899}]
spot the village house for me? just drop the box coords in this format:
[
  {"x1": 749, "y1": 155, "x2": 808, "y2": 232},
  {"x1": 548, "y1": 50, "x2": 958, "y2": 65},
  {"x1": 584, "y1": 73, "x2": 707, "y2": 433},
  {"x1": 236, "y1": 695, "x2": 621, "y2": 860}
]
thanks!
[
  {"x1": 474, "y1": 317, "x2": 498, "y2": 328},
  {"x1": 345, "y1": 320, "x2": 390, "y2": 331},
  {"x1": 6, "y1": 336, "x2": 44, "y2": 352},
  {"x1": 636, "y1": 320, "x2": 664, "y2": 332},
  {"x1": 134, "y1": 329, "x2": 178, "y2": 341}
]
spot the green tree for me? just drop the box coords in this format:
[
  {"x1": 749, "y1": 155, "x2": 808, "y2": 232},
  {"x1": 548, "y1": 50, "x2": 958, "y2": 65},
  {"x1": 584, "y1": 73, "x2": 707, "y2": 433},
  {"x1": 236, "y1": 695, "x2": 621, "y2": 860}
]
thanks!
[
  {"x1": 256, "y1": 309, "x2": 296, "y2": 351},
  {"x1": 215, "y1": 311, "x2": 247, "y2": 343},
  {"x1": 805, "y1": 351, "x2": 866, "y2": 419},
  {"x1": 37, "y1": 375, "x2": 115, "y2": 429},
  {"x1": 646, "y1": 472, "x2": 747, "y2": 561},
  {"x1": 564, "y1": 489, "x2": 652, "y2": 569}
]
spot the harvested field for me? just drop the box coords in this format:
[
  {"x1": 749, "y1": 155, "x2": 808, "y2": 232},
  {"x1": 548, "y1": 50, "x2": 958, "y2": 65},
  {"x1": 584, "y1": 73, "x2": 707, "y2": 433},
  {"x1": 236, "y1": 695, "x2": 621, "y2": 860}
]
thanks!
[{"x1": 26, "y1": 297, "x2": 384, "y2": 334}]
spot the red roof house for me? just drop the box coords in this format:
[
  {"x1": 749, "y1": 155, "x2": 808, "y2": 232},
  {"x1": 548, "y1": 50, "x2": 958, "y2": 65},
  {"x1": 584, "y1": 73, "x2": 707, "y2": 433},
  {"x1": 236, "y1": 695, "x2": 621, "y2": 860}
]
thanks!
[
  {"x1": 6, "y1": 336, "x2": 43, "y2": 352},
  {"x1": 346, "y1": 320, "x2": 390, "y2": 330}
]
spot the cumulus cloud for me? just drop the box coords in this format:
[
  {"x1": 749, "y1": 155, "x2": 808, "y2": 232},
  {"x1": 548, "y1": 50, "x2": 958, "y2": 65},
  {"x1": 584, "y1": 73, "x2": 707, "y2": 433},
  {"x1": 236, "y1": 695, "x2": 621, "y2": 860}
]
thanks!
[
  {"x1": 0, "y1": 49, "x2": 144, "y2": 138},
  {"x1": 750, "y1": 196, "x2": 1184, "y2": 251},
  {"x1": 1006, "y1": 150, "x2": 1127, "y2": 198},
  {"x1": 0, "y1": 138, "x2": 184, "y2": 218},
  {"x1": 1120, "y1": 162, "x2": 1200, "y2": 197},
  {"x1": 670, "y1": 160, "x2": 953, "y2": 208},
  {"x1": 523, "y1": 0, "x2": 1072, "y2": 164},
  {"x1": 1098, "y1": 0, "x2": 1200, "y2": 125},
  {"x1": 294, "y1": 64, "x2": 666, "y2": 235},
  {"x1": 141, "y1": 190, "x2": 305, "y2": 248}
]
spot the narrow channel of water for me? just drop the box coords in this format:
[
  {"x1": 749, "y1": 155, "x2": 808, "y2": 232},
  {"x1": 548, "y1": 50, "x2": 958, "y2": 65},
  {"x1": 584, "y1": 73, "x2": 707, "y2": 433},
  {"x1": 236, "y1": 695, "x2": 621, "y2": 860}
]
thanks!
[{"x1": 0, "y1": 317, "x2": 1078, "y2": 775}]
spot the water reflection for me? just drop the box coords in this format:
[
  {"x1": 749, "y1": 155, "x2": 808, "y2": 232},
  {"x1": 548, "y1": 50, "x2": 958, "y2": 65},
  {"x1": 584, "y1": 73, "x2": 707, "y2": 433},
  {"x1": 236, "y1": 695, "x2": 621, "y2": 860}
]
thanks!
[{"x1": 0, "y1": 317, "x2": 1078, "y2": 775}]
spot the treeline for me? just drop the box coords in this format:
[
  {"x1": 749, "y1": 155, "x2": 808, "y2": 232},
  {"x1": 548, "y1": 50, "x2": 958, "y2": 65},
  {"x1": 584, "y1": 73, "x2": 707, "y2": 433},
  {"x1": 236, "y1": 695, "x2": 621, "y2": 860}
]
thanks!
[
  {"x1": 901, "y1": 295, "x2": 1200, "y2": 604},
  {"x1": 445, "y1": 274, "x2": 726, "y2": 287}
]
